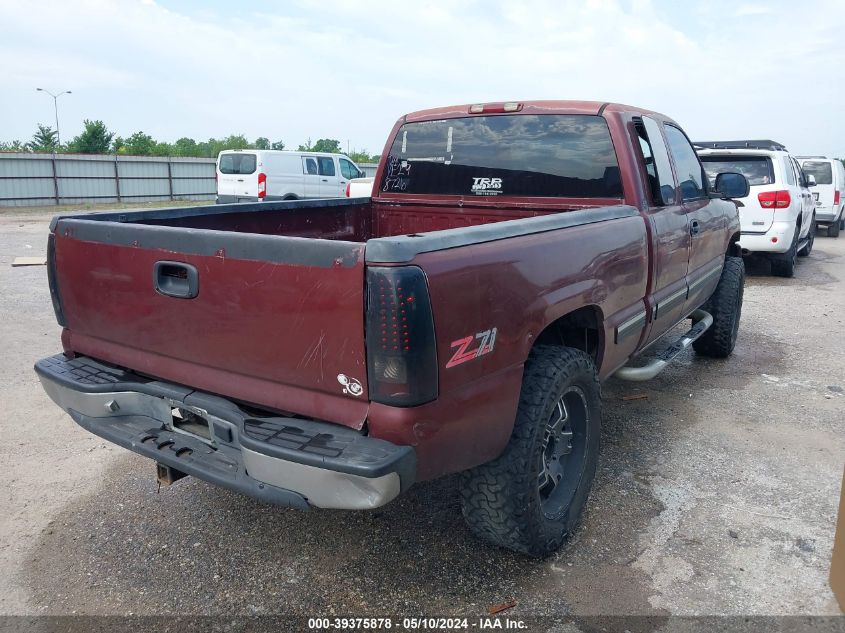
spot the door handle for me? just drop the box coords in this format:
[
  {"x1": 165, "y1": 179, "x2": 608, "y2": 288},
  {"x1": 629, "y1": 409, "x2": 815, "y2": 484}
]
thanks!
[
  {"x1": 690, "y1": 220, "x2": 700, "y2": 236},
  {"x1": 237, "y1": 179, "x2": 244, "y2": 182},
  {"x1": 154, "y1": 261, "x2": 199, "y2": 299},
  {"x1": 321, "y1": 178, "x2": 328, "y2": 182}
]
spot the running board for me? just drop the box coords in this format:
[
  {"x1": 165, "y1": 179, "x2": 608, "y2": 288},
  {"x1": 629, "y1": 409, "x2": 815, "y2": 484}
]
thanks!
[{"x1": 614, "y1": 309, "x2": 713, "y2": 382}]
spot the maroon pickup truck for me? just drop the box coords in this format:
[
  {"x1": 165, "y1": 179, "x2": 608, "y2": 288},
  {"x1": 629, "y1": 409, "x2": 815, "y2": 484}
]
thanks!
[{"x1": 36, "y1": 101, "x2": 749, "y2": 556}]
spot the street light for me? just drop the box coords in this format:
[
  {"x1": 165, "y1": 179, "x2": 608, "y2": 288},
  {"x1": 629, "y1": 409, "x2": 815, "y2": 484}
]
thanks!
[{"x1": 36, "y1": 88, "x2": 72, "y2": 147}]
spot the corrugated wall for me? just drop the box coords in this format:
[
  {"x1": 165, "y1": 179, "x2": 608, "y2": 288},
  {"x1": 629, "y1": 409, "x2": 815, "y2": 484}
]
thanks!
[{"x1": 0, "y1": 152, "x2": 216, "y2": 207}]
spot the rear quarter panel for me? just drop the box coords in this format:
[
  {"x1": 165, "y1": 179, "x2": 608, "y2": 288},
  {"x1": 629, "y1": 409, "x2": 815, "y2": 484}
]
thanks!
[{"x1": 366, "y1": 213, "x2": 648, "y2": 479}]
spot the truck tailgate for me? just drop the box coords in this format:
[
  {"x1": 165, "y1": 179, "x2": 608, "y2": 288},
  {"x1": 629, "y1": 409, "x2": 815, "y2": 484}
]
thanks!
[{"x1": 52, "y1": 218, "x2": 370, "y2": 429}]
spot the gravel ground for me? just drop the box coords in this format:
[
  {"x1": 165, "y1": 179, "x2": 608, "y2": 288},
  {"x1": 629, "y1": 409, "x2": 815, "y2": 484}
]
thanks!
[{"x1": 0, "y1": 210, "x2": 843, "y2": 626}]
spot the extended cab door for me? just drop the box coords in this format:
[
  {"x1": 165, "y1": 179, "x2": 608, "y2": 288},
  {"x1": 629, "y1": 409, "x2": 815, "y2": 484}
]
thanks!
[
  {"x1": 635, "y1": 116, "x2": 691, "y2": 347},
  {"x1": 662, "y1": 124, "x2": 725, "y2": 312}
]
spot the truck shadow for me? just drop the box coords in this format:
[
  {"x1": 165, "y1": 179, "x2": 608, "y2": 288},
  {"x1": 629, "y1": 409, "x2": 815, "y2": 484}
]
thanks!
[{"x1": 23, "y1": 420, "x2": 666, "y2": 618}]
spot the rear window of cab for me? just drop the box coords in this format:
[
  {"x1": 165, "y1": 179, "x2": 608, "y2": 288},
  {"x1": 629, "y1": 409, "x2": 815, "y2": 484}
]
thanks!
[
  {"x1": 219, "y1": 153, "x2": 257, "y2": 175},
  {"x1": 380, "y1": 114, "x2": 622, "y2": 198}
]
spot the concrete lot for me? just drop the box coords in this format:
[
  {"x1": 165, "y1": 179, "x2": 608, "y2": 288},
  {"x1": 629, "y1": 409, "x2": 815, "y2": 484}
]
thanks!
[{"x1": 0, "y1": 209, "x2": 843, "y2": 621}]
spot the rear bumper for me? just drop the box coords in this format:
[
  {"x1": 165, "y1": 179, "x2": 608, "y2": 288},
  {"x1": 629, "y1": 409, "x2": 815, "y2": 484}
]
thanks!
[
  {"x1": 814, "y1": 206, "x2": 842, "y2": 224},
  {"x1": 215, "y1": 195, "x2": 293, "y2": 204},
  {"x1": 216, "y1": 195, "x2": 260, "y2": 204},
  {"x1": 738, "y1": 220, "x2": 794, "y2": 254},
  {"x1": 35, "y1": 354, "x2": 415, "y2": 510}
]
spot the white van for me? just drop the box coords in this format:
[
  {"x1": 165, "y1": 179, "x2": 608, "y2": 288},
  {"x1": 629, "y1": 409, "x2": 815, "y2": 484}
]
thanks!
[
  {"x1": 216, "y1": 150, "x2": 366, "y2": 203},
  {"x1": 797, "y1": 157, "x2": 845, "y2": 237}
]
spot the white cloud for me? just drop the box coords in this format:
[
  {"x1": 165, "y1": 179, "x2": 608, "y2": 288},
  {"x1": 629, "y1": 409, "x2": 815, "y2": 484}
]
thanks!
[
  {"x1": 735, "y1": 4, "x2": 774, "y2": 16},
  {"x1": 0, "y1": 0, "x2": 843, "y2": 157}
]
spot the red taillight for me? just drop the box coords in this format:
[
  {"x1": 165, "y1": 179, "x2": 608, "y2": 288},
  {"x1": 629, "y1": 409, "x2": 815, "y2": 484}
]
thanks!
[
  {"x1": 835, "y1": 191, "x2": 841, "y2": 205},
  {"x1": 758, "y1": 190, "x2": 790, "y2": 209},
  {"x1": 345, "y1": 183, "x2": 351, "y2": 197},
  {"x1": 366, "y1": 266, "x2": 438, "y2": 407},
  {"x1": 257, "y1": 172, "x2": 266, "y2": 198}
]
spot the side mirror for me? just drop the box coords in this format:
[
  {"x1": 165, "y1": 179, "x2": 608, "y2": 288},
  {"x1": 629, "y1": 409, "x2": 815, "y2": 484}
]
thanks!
[
  {"x1": 806, "y1": 174, "x2": 817, "y2": 187},
  {"x1": 714, "y1": 172, "x2": 750, "y2": 199}
]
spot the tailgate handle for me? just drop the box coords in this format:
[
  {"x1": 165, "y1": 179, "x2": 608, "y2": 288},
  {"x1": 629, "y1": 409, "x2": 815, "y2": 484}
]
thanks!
[{"x1": 154, "y1": 261, "x2": 199, "y2": 299}]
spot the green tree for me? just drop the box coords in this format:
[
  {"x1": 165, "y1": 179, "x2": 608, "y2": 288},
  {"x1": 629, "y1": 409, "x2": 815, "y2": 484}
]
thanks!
[
  {"x1": 173, "y1": 137, "x2": 198, "y2": 156},
  {"x1": 68, "y1": 119, "x2": 114, "y2": 154},
  {"x1": 111, "y1": 135, "x2": 126, "y2": 154},
  {"x1": 349, "y1": 150, "x2": 378, "y2": 164},
  {"x1": 311, "y1": 138, "x2": 341, "y2": 153},
  {"x1": 152, "y1": 141, "x2": 174, "y2": 156},
  {"x1": 271, "y1": 140, "x2": 285, "y2": 151},
  {"x1": 0, "y1": 139, "x2": 25, "y2": 152},
  {"x1": 254, "y1": 137, "x2": 270, "y2": 150},
  {"x1": 27, "y1": 124, "x2": 59, "y2": 152},
  {"x1": 297, "y1": 137, "x2": 313, "y2": 152},
  {"x1": 124, "y1": 131, "x2": 156, "y2": 155}
]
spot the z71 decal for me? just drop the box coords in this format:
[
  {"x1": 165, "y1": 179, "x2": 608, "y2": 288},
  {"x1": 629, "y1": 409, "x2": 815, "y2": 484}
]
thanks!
[{"x1": 446, "y1": 328, "x2": 498, "y2": 368}]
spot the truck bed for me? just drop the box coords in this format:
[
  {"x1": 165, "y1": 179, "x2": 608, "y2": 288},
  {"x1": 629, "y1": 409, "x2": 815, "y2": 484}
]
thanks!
[
  {"x1": 49, "y1": 197, "x2": 637, "y2": 433},
  {"x1": 128, "y1": 197, "x2": 557, "y2": 241}
]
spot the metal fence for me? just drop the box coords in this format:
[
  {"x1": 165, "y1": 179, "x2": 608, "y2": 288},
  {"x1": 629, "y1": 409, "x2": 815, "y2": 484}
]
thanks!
[
  {"x1": 0, "y1": 152, "x2": 216, "y2": 207},
  {"x1": 0, "y1": 153, "x2": 381, "y2": 208},
  {"x1": 359, "y1": 163, "x2": 379, "y2": 178}
]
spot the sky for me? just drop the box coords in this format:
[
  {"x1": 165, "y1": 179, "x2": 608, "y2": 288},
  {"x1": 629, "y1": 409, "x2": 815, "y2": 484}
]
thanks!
[{"x1": 1, "y1": 0, "x2": 844, "y2": 157}]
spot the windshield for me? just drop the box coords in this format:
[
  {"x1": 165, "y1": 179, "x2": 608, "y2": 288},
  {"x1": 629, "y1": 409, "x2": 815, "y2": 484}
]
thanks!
[
  {"x1": 380, "y1": 114, "x2": 622, "y2": 198},
  {"x1": 801, "y1": 161, "x2": 833, "y2": 185},
  {"x1": 219, "y1": 153, "x2": 257, "y2": 175},
  {"x1": 700, "y1": 155, "x2": 774, "y2": 187}
]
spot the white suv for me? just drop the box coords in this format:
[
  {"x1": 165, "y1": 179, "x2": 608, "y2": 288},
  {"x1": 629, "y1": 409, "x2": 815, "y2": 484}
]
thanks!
[
  {"x1": 797, "y1": 156, "x2": 845, "y2": 238},
  {"x1": 697, "y1": 141, "x2": 816, "y2": 277}
]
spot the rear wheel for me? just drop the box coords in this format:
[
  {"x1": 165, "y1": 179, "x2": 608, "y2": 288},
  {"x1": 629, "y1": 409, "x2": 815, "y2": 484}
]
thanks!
[
  {"x1": 693, "y1": 256, "x2": 744, "y2": 358},
  {"x1": 798, "y1": 218, "x2": 815, "y2": 256},
  {"x1": 460, "y1": 346, "x2": 601, "y2": 557}
]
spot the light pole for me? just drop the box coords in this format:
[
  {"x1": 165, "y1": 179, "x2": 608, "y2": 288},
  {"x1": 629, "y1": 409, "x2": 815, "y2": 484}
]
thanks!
[{"x1": 36, "y1": 88, "x2": 72, "y2": 147}]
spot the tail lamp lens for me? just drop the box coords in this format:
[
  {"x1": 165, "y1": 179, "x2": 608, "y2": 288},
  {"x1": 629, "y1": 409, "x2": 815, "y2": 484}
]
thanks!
[
  {"x1": 366, "y1": 266, "x2": 437, "y2": 407},
  {"x1": 835, "y1": 191, "x2": 841, "y2": 205},
  {"x1": 758, "y1": 190, "x2": 790, "y2": 209},
  {"x1": 258, "y1": 172, "x2": 267, "y2": 198}
]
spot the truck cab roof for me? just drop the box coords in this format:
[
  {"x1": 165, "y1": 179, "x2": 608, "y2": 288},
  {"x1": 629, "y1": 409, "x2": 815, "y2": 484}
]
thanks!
[{"x1": 402, "y1": 100, "x2": 673, "y2": 123}]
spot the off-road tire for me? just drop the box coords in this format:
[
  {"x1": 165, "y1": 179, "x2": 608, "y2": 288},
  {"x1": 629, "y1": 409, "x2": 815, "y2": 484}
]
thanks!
[
  {"x1": 459, "y1": 346, "x2": 601, "y2": 558},
  {"x1": 693, "y1": 256, "x2": 744, "y2": 358},
  {"x1": 798, "y1": 218, "x2": 815, "y2": 257},
  {"x1": 770, "y1": 223, "x2": 800, "y2": 277},
  {"x1": 829, "y1": 220, "x2": 841, "y2": 238}
]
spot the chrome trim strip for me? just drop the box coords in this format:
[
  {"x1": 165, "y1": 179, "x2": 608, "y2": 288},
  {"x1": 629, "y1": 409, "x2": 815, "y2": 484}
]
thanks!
[
  {"x1": 654, "y1": 285, "x2": 688, "y2": 319},
  {"x1": 689, "y1": 264, "x2": 723, "y2": 293},
  {"x1": 615, "y1": 309, "x2": 647, "y2": 343}
]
